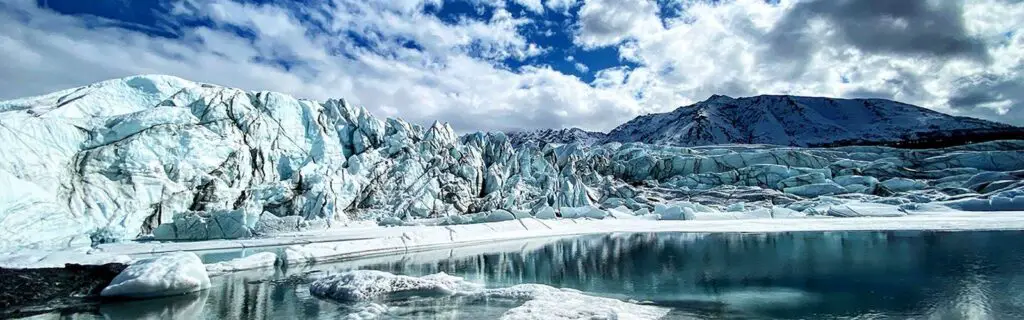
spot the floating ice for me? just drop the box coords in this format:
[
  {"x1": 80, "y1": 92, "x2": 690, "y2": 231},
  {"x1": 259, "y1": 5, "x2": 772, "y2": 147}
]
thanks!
[
  {"x1": 309, "y1": 271, "x2": 669, "y2": 320},
  {"x1": 490, "y1": 284, "x2": 670, "y2": 320},
  {"x1": 101, "y1": 252, "x2": 211, "y2": 298},
  {"x1": 309, "y1": 270, "x2": 480, "y2": 302}
]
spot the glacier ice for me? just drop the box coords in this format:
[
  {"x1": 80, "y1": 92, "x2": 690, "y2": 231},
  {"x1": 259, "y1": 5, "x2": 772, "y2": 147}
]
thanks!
[
  {"x1": 1, "y1": 75, "x2": 1023, "y2": 251},
  {"x1": 100, "y1": 252, "x2": 210, "y2": 298}
]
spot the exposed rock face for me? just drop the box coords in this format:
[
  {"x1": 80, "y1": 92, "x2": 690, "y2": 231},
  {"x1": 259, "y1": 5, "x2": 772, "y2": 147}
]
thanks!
[
  {"x1": 604, "y1": 94, "x2": 1022, "y2": 147},
  {"x1": 1, "y1": 75, "x2": 1023, "y2": 251}
]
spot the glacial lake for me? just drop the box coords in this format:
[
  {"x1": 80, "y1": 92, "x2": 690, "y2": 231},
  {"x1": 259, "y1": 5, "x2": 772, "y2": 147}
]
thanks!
[{"x1": 38, "y1": 230, "x2": 1024, "y2": 319}]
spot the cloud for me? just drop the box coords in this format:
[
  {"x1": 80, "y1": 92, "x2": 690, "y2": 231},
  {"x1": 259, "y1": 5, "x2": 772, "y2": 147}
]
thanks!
[
  {"x1": 768, "y1": 0, "x2": 991, "y2": 64},
  {"x1": 574, "y1": 62, "x2": 589, "y2": 73},
  {"x1": 574, "y1": 0, "x2": 661, "y2": 48},
  {"x1": 0, "y1": 0, "x2": 640, "y2": 132},
  {"x1": 575, "y1": 0, "x2": 1024, "y2": 124},
  {"x1": 1, "y1": 0, "x2": 1023, "y2": 134},
  {"x1": 946, "y1": 67, "x2": 1024, "y2": 123},
  {"x1": 544, "y1": 0, "x2": 578, "y2": 14}
]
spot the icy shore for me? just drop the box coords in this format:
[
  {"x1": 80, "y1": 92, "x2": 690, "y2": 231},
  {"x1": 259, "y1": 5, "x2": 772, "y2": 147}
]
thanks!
[{"x1": 5, "y1": 212, "x2": 1024, "y2": 269}]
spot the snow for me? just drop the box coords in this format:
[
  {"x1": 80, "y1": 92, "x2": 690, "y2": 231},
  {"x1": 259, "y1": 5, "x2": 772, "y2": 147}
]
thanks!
[
  {"x1": 309, "y1": 271, "x2": 668, "y2": 320},
  {"x1": 204, "y1": 252, "x2": 277, "y2": 275},
  {"x1": 101, "y1": 252, "x2": 211, "y2": 298}
]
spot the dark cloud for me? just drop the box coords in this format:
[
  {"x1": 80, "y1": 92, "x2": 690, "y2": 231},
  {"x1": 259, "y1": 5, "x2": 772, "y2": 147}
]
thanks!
[
  {"x1": 769, "y1": 0, "x2": 991, "y2": 63},
  {"x1": 946, "y1": 71, "x2": 1024, "y2": 125},
  {"x1": 948, "y1": 73, "x2": 1022, "y2": 108},
  {"x1": 844, "y1": 67, "x2": 928, "y2": 102}
]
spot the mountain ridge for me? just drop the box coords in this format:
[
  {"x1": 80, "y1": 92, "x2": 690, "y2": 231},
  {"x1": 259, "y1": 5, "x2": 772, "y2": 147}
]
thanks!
[{"x1": 600, "y1": 94, "x2": 1021, "y2": 148}]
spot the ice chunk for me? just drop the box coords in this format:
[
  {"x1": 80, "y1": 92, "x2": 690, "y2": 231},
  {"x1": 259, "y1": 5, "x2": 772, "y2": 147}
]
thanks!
[
  {"x1": 483, "y1": 210, "x2": 517, "y2": 223},
  {"x1": 204, "y1": 252, "x2": 278, "y2": 275},
  {"x1": 827, "y1": 203, "x2": 906, "y2": 217},
  {"x1": 152, "y1": 209, "x2": 258, "y2": 241},
  {"x1": 310, "y1": 271, "x2": 668, "y2": 320},
  {"x1": 340, "y1": 302, "x2": 389, "y2": 320},
  {"x1": 559, "y1": 206, "x2": 607, "y2": 219},
  {"x1": 534, "y1": 206, "x2": 557, "y2": 219},
  {"x1": 784, "y1": 182, "x2": 848, "y2": 197},
  {"x1": 309, "y1": 270, "x2": 480, "y2": 302},
  {"x1": 101, "y1": 252, "x2": 211, "y2": 298},
  {"x1": 654, "y1": 202, "x2": 718, "y2": 220},
  {"x1": 880, "y1": 178, "x2": 928, "y2": 192},
  {"x1": 478, "y1": 284, "x2": 669, "y2": 320},
  {"x1": 776, "y1": 172, "x2": 829, "y2": 189},
  {"x1": 941, "y1": 187, "x2": 1024, "y2": 211}
]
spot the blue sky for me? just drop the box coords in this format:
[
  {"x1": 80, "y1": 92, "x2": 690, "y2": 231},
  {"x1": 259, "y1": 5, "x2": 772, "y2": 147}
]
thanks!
[{"x1": 1, "y1": 0, "x2": 1022, "y2": 131}]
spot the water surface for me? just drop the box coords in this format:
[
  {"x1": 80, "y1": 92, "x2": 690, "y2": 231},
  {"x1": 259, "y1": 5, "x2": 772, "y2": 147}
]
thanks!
[{"x1": 40, "y1": 231, "x2": 1024, "y2": 319}]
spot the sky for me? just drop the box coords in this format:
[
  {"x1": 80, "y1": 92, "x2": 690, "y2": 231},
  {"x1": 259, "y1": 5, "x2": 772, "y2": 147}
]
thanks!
[{"x1": 1, "y1": 0, "x2": 1022, "y2": 132}]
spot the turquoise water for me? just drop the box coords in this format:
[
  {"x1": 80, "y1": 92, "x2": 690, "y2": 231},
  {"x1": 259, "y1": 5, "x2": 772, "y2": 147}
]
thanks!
[{"x1": 42, "y1": 231, "x2": 1024, "y2": 319}]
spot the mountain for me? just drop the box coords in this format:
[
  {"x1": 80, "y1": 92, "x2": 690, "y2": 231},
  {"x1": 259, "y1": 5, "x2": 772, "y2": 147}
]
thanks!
[
  {"x1": 504, "y1": 128, "x2": 607, "y2": 147},
  {"x1": 604, "y1": 95, "x2": 1022, "y2": 147},
  {"x1": 1, "y1": 75, "x2": 1022, "y2": 252}
]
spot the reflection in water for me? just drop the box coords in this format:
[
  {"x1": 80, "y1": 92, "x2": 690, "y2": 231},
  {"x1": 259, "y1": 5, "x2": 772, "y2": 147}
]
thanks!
[
  {"x1": 47, "y1": 231, "x2": 1024, "y2": 319},
  {"x1": 99, "y1": 290, "x2": 208, "y2": 320}
]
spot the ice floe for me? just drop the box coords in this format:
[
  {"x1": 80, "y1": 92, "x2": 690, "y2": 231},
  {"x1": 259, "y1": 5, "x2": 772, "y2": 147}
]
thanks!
[{"x1": 309, "y1": 270, "x2": 669, "y2": 320}]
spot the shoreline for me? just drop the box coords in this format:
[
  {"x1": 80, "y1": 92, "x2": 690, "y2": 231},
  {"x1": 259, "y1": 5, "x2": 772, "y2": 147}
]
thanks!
[{"x1": 5, "y1": 211, "x2": 1024, "y2": 269}]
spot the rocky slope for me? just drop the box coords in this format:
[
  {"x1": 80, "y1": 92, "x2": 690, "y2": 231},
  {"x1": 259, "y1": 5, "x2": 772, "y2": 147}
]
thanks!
[
  {"x1": 504, "y1": 128, "x2": 606, "y2": 147},
  {"x1": 1, "y1": 75, "x2": 1022, "y2": 251},
  {"x1": 604, "y1": 94, "x2": 1021, "y2": 147}
]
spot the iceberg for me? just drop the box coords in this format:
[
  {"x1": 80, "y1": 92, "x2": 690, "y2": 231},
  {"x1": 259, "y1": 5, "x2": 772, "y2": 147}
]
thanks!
[{"x1": 100, "y1": 252, "x2": 211, "y2": 298}]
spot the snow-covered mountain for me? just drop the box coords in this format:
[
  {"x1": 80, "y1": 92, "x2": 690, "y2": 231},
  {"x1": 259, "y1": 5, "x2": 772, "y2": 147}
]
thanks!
[
  {"x1": 505, "y1": 128, "x2": 607, "y2": 147},
  {"x1": 604, "y1": 95, "x2": 1020, "y2": 147},
  {"x1": 1, "y1": 75, "x2": 1022, "y2": 252}
]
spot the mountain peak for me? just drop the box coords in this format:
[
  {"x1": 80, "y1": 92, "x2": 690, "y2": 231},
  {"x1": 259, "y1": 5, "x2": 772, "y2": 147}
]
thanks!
[
  {"x1": 606, "y1": 95, "x2": 1020, "y2": 147},
  {"x1": 705, "y1": 94, "x2": 735, "y2": 103}
]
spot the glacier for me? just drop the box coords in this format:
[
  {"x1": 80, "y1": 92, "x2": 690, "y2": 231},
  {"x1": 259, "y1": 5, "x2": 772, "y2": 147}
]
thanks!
[{"x1": 1, "y1": 75, "x2": 1023, "y2": 253}]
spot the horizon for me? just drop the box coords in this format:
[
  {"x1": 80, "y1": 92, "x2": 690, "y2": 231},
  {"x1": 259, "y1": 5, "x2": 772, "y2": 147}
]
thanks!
[{"x1": 1, "y1": 0, "x2": 1022, "y2": 131}]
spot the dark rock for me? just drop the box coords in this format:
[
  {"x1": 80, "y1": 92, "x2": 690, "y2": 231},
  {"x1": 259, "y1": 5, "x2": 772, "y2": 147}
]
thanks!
[{"x1": 0, "y1": 263, "x2": 128, "y2": 318}]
